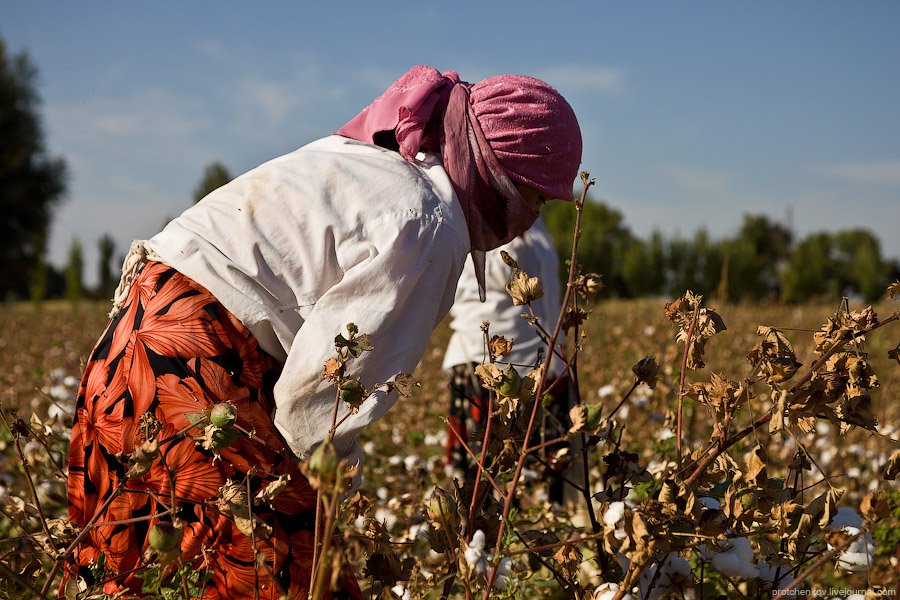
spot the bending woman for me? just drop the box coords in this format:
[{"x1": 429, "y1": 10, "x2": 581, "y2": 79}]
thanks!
[{"x1": 65, "y1": 65, "x2": 581, "y2": 598}]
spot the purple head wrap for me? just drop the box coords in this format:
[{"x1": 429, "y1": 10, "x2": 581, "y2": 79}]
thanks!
[{"x1": 336, "y1": 65, "x2": 582, "y2": 298}]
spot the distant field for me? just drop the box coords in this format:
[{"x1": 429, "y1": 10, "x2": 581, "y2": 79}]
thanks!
[{"x1": 1, "y1": 295, "x2": 898, "y2": 596}]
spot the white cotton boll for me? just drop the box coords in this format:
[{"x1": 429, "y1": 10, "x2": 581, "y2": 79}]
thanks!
[
  {"x1": 593, "y1": 582, "x2": 633, "y2": 600},
  {"x1": 493, "y1": 557, "x2": 514, "y2": 590},
  {"x1": 827, "y1": 526, "x2": 875, "y2": 573},
  {"x1": 837, "y1": 551, "x2": 872, "y2": 572},
  {"x1": 846, "y1": 443, "x2": 864, "y2": 456},
  {"x1": 658, "y1": 428, "x2": 675, "y2": 441},
  {"x1": 464, "y1": 530, "x2": 488, "y2": 574},
  {"x1": 639, "y1": 554, "x2": 692, "y2": 600},
  {"x1": 47, "y1": 384, "x2": 70, "y2": 400},
  {"x1": 406, "y1": 522, "x2": 427, "y2": 542},
  {"x1": 846, "y1": 466, "x2": 862, "y2": 479},
  {"x1": 756, "y1": 561, "x2": 793, "y2": 591},
  {"x1": 362, "y1": 440, "x2": 376, "y2": 454},
  {"x1": 376, "y1": 487, "x2": 389, "y2": 500},
  {"x1": 50, "y1": 368, "x2": 67, "y2": 381},
  {"x1": 701, "y1": 538, "x2": 757, "y2": 579},
  {"x1": 403, "y1": 455, "x2": 421, "y2": 471},
  {"x1": 521, "y1": 467, "x2": 539, "y2": 482},
  {"x1": 63, "y1": 375, "x2": 79, "y2": 388},
  {"x1": 819, "y1": 447, "x2": 834, "y2": 465},
  {"x1": 388, "y1": 455, "x2": 403, "y2": 466},
  {"x1": 391, "y1": 585, "x2": 411, "y2": 600},
  {"x1": 598, "y1": 384, "x2": 616, "y2": 398},
  {"x1": 633, "y1": 389, "x2": 651, "y2": 407},
  {"x1": 711, "y1": 551, "x2": 759, "y2": 579},
  {"x1": 618, "y1": 405, "x2": 630, "y2": 420},
  {"x1": 698, "y1": 496, "x2": 721, "y2": 511},
  {"x1": 374, "y1": 508, "x2": 397, "y2": 530},
  {"x1": 47, "y1": 402, "x2": 69, "y2": 420},
  {"x1": 828, "y1": 507, "x2": 863, "y2": 530},
  {"x1": 729, "y1": 537, "x2": 755, "y2": 564},
  {"x1": 603, "y1": 501, "x2": 626, "y2": 527},
  {"x1": 391, "y1": 429, "x2": 403, "y2": 444}
]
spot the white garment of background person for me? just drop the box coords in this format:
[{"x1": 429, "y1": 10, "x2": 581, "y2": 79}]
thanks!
[
  {"x1": 441, "y1": 216, "x2": 582, "y2": 506},
  {"x1": 442, "y1": 216, "x2": 565, "y2": 377}
]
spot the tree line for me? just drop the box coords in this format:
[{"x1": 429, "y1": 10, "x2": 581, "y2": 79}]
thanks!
[
  {"x1": 542, "y1": 200, "x2": 898, "y2": 303},
  {"x1": 2, "y1": 33, "x2": 895, "y2": 306}
]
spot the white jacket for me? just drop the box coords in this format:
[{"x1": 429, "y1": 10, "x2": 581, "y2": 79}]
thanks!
[{"x1": 144, "y1": 135, "x2": 470, "y2": 464}]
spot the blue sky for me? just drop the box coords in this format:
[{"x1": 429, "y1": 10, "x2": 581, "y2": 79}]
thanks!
[{"x1": 4, "y1": 2, "x2": 899, "y2": 284}]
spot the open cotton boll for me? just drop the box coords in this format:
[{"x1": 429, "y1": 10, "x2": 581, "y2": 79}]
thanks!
[
  {"x1": 700, "y1": 537, "x2": 757, "y2": 578},
  {"x1": 756, "y1": 561, "x2": 793, "y2": 591},
  {"x1": 828, "y1": 507, "x2": 863, "y2": 530},
  {"x1": 593, "y1": 582, "x2": 633, "y2": 600},
  {"x1": 698, "y1": 496, "x2": 721, "y2": 510},
  {"x1": 493, "y1": 557, "x2": 514, "y2": 591},
  {"x1": 827, "y1": 526, "x2": 875, "y2": 573},
  {"x1": 464, "y1": 530, "x2": 489, "y2": 575},
  {"x1": 711, "y1": 550, "x2": 759, "y2": 578},
  {"x1": 639, "y1": 554, "x2": 692, "y2": 599},
  {"x1": 603, "y1": 501, "x2": 626, "y2": 527},
  {"x1": 391, "y1": 585, "x2": 411, "y2": 600}
]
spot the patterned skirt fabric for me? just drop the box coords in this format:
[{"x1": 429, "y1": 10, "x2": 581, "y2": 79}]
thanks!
[{"x1": 65, "y1": 261, "x2": 360, "y2": 599}]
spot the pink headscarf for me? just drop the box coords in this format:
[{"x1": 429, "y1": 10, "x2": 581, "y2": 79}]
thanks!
[{"x1": 336, "y1": 65, "x2": 582, "y2": 298}]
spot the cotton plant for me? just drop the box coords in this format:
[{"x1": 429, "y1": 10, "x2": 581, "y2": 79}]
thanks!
[
  {"x1": 698, "y1": 536, "x2": 759, "y2": 579},
  {"x1": 756, "y1": 561, "x2": 794, "y2": 592},
  {"x1": 638, "y1": 553, "x2": 693, "y2": 600},
  {"x1": 463, "y1": 530, "x2": 515, "y2": 591},
  {"x1": 825, "y1": 507, "x2": 876, "y2": 573}
]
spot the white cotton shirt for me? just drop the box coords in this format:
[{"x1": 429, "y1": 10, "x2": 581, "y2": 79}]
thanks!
[
  {"x1": 441, "y1": 216, "x2": 565, "y2": 378},
  {"x1": 146, "y1": 135, "x2": 470, "y2": 464}
]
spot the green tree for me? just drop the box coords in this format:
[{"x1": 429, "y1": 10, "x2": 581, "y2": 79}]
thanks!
[
  {"x1": 192, "y1": 162, "x2": 232, "y2": 203},
  {"x1": 620, "y1": 230, "x2": 666, "y2": 297},
  {"x1": 721, "y1": 214, "x2": 792, "y2": 301},
  {"x1": 96, "y1": 233, "x2": 117, "y2": 299},
  {"x1": 65, "y1": 238, "x2": 83, "y2": 306},
  {"x1": 28, "y1": 244, "x2": 49, "y2": 306},
  {"x1": 0, "y1": 36, "x2": 68, "y2": 299},
  {"x1": 666, "y1": 228, "x2": 722, "y2": 297},
  {"x1": 780, "y1": 233, "x2": 836, "y2": 302},
  {"x1": 832, "y1": 229, "x2": 887, "y2": 301},
  {"x1": 542, "y1": 198, "x2": 635, "y2": 296}
]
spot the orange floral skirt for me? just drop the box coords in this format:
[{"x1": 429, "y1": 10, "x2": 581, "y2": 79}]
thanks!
[{"x1": 65, "y1": 261, "x2": 360, "y2": 599}]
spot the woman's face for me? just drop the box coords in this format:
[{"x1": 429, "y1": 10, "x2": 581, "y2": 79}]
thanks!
[{"x1": 514, "y1": 183, "x2": 552, "y2": 213}]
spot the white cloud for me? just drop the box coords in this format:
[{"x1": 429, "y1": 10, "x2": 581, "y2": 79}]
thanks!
[
  {"x1": 661, "y1": 165, "x2": 734, "y2": 197},
  {"x1": 811, "y1": 160, "x2": 900, "y2": 186},
  {"x1": 48, "y1": 86, "x2": 213, "y2": 143},
  {"x1": 194, "y1": 39, "x2": 229, "y2": 61},
  {"x1": 535, "y1": 65, "x2": 624, "y2": 93}
]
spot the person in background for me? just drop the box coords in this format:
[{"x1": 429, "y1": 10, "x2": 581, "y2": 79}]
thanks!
[
  {"x1": 442, "y1": 215, "x2": 580, "y2": 505},
  {"x1": 65, "y1": 65, "x2": 581, "y2": 598}
]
